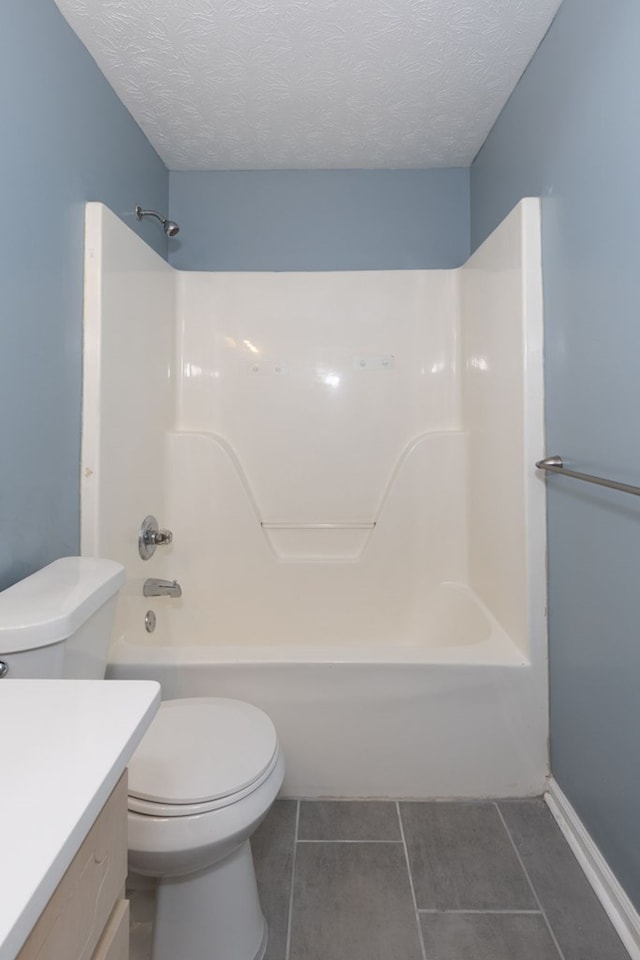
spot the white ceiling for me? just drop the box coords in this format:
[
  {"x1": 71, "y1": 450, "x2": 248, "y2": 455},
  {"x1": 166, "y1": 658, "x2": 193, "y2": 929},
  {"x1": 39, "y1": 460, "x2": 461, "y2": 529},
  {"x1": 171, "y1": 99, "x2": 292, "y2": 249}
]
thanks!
[{"x1": 54, "y1": 0, "x2": 562, "y2": 171}]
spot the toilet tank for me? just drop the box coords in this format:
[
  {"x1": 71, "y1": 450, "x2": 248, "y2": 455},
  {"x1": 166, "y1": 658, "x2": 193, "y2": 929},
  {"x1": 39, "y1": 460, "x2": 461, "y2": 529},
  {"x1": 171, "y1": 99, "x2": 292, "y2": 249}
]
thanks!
[{"x1": 0, "y1": 557, "x2": 126, "y2": 679}]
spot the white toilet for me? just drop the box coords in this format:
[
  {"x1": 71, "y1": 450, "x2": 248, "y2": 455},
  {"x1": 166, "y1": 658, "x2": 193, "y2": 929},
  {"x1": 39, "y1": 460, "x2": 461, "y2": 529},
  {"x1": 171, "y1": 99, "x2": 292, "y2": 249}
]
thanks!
[{"x1": 0, "y1": 557, "x2": 284, "y2": 960}]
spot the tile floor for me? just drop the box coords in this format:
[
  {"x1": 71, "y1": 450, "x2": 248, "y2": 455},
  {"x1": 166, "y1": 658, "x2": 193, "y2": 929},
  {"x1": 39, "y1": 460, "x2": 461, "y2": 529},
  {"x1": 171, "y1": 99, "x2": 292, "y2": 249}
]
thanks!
[{"x1": 129, "y1": 798, "x2": 631, "y2": 960}]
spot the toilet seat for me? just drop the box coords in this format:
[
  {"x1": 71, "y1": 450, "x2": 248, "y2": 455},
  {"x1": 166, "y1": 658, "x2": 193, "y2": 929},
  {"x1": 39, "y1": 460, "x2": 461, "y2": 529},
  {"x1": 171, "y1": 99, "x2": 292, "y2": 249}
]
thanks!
[
  {"x1": 128, "y1": 697, "x2": 279, "y2": 818},
  {"x1": 128, "y1": 749, "x2": 282, "y2": 817}
]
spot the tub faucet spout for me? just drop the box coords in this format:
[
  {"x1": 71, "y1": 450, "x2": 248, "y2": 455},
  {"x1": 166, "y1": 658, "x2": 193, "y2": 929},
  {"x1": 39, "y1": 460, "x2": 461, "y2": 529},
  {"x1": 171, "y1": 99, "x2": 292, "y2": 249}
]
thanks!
[{"x1": 143, "y1": 578, "x2": 182, "y2": 598}]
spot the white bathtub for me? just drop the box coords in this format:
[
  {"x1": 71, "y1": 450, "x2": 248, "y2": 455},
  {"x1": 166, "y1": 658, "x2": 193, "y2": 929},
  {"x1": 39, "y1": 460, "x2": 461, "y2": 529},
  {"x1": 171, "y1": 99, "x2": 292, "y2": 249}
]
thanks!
[{"x1": 107, "y1": 582, "x2": 548, "y2": 798}]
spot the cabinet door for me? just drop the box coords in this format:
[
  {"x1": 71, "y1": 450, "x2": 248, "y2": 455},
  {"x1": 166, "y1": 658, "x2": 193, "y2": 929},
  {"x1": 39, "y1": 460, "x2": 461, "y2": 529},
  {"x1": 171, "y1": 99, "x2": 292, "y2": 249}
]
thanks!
[{"x1": 18, "y1": 774, "x2": 128, "y2": 960}]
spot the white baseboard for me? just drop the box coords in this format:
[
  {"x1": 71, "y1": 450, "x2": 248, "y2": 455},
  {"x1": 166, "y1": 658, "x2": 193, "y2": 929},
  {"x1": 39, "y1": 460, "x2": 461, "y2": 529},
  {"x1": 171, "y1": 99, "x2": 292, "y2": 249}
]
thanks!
[{"x1": 545, "y1": 777, "x2": 640, "y2": 960}]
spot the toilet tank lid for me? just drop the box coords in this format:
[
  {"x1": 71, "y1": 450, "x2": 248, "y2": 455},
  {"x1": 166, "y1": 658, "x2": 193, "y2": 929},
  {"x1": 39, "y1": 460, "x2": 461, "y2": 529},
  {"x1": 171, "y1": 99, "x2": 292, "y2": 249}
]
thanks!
[{"x1": 0, "y1": 557, "x2": 126, "y2": 653}]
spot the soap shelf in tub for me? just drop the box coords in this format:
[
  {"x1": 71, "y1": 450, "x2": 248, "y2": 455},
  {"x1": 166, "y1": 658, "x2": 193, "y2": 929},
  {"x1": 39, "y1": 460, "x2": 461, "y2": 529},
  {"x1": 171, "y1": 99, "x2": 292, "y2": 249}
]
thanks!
[{"x1": 260, "y1": 520, "x2": 377, "y2": 562}]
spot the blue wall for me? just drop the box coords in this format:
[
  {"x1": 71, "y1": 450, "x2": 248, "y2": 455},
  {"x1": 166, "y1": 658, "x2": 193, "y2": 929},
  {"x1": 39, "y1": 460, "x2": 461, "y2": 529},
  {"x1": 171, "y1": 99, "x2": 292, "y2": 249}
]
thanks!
[
  {"x1": 169, "y1": 169, "x2": 469, "y2": 270},
  {"x1": 472, "y1": 0, "x2": 640, "y2": 910},
  {"x1": 0, "y1": 1, "x2": 168, "y2": 589}
]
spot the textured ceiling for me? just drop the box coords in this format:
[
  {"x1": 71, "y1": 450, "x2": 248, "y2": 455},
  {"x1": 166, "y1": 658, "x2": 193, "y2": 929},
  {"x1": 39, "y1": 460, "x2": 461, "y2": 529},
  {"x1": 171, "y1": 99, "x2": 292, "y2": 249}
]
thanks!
[{"x1": 54, "y1": 0, "x2": 562, "y2": 171}]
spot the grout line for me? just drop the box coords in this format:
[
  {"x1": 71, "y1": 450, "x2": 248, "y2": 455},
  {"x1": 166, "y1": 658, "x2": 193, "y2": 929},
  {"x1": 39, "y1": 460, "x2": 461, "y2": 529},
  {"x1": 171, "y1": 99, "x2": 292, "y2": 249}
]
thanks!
[
  {"x1": 396, "y1": 801, "x2": 428, "y2": 960},
  {"x1": 495, "y1": 802, "x2": 567, "y2": 960},
  {"x1": 296, "y1": 838, "x2": 403, "y2": 844},
  {"x1": 417, "y1": 908, "x2": 543, "y2": 915},
  {"x1": 284, "y1": 800, "x2": 300, "y2": 960}
]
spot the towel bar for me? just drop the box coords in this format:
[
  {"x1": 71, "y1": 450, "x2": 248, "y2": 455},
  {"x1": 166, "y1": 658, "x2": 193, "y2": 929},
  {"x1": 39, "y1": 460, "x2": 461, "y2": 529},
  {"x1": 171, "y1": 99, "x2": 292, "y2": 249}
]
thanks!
[{"x1": 535, "y1": 456, "x2": 640, "y2": 498}]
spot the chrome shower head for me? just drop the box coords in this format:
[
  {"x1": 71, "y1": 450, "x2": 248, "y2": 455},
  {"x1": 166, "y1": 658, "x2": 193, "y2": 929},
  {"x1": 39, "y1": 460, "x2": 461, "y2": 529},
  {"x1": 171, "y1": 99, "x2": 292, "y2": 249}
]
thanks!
[{"x1": 135, "y1": 205, "x2": 180, "y2": 238}]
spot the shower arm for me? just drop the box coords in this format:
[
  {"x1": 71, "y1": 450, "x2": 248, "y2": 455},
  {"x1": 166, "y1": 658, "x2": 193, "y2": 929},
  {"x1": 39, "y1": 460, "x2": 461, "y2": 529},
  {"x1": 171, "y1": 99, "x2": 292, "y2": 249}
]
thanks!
[
  {"x1": 135, "y1": 205, "x2": 180, "y2": 237},
  {"x1": 135, "y1": 207, "x2": 164, "y2": 226}
]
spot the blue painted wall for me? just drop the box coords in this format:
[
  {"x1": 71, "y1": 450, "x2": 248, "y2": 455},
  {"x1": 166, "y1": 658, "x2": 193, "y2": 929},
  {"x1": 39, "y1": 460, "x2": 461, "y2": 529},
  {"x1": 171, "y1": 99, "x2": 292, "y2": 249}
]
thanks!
[
  {"x1": 472, "y1": 0, "x2": 640, "y2": 909},
  {"x1": 0, "y1": 1, "x2": 168, "y2": 589},
  {"x1": 169, "y1": 169, "x2": 469, "y2": 270}
]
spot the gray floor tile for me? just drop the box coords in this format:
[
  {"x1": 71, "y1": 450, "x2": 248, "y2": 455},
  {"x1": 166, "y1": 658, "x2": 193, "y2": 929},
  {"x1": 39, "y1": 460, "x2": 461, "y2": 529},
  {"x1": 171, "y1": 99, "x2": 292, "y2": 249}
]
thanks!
[
  {"x1": 298, "y1": 800, "x2": 401, "y2": 841},
  {"x1": 401, "y1": 802, "x2": 537, "y2": 910},
  {"x1": 252, "y1": 799, "x2": 297, "y2": 960},
  {"x1": 499, "y1": 800, "x2": 629, "y2": 960},
  {"x1": 289, "y1": 841, "x2": 422, "y2": 960},
  {"x1": 419, "y1": 912, "x2": 561, "y2": 960}
]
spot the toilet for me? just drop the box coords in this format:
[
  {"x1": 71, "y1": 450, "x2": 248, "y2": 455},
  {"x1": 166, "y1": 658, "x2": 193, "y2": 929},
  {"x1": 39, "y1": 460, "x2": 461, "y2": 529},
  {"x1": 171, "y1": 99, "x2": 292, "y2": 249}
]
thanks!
[
  {"x1": 0, "y1": 557, "x2": 284, "y2": 960},
  {"x1": 128, "y1": 697, "x2": 284, "y2": 960}
]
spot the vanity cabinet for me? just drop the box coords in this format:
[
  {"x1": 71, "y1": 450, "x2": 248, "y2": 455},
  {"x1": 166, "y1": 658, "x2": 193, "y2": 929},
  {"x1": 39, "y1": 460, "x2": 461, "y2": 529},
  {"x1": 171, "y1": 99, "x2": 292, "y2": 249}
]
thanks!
[{"x1": 17, "y1": 774, "x2": 129, "y2": 960}]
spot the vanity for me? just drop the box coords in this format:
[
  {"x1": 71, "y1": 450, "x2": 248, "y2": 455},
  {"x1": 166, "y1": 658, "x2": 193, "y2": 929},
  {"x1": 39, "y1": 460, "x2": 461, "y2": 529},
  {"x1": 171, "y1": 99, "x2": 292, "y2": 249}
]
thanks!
[{"x1": 0, "y1": 680, "x2": 160, "y2": 960}]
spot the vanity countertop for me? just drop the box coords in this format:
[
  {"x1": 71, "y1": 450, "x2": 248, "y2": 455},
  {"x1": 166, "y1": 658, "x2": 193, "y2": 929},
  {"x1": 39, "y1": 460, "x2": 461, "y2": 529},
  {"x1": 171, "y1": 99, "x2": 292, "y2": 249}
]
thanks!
[{"x1": 0, "y1": 679, "x2": 160, "y2": 960}]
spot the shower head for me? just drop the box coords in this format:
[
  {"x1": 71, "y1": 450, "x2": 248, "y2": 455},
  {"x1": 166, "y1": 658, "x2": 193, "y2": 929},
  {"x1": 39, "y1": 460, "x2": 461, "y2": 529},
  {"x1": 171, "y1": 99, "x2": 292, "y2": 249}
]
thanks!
[{"x1": 135, "y1": 205, "x2": 180, "y2": 237}]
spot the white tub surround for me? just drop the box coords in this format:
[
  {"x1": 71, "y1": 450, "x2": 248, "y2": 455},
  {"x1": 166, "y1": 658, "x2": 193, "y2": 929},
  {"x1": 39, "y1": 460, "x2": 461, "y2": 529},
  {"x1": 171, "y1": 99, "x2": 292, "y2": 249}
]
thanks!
[
  {"x1": 0, "y1": 679, "x2": 160, "y2": 960},
  {"x1": 84, "y1": 199, "x2": 547, "y2": 798},
  {"x1": 81, "y1": 202, "x2": 175, "y2": 567}
]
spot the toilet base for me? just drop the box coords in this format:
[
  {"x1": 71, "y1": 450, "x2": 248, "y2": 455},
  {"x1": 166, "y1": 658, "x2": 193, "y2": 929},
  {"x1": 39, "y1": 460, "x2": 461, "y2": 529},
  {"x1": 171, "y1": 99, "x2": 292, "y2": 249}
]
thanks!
[{"x1": 151, "y1": 840, "x2": 267, "y2": 960}]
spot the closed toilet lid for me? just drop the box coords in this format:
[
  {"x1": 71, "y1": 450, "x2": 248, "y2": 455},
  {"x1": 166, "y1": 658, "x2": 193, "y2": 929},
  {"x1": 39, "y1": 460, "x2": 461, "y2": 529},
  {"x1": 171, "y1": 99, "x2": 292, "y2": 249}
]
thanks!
[{"x1": 128, "y1": 697, "x2": 278, "y2": 806}]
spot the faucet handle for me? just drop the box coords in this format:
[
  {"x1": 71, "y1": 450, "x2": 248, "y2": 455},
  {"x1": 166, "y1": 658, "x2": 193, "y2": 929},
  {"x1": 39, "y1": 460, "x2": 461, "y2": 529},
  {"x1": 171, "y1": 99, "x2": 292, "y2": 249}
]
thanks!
[
  {"x1": 150, "y1": 528, "x2": 173, "y2": 546},
  {"x1": 138, "y1": 515, "x2": 174, "y2": 560}
]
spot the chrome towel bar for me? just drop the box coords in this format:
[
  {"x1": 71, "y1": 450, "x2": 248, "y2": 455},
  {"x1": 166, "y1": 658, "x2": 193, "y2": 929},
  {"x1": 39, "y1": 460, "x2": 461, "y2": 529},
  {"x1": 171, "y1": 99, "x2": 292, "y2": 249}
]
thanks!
[{"x1": 536, "y1": 455, "x2": 640, "y2": 498}]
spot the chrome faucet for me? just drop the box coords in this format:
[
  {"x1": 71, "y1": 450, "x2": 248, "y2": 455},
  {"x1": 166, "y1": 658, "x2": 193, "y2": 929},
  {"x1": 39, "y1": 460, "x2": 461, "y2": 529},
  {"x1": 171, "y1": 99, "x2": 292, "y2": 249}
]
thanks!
[
  {"x1": 143, "y1": 578, "x2": 182, "y2": 598},
  {"x1": 139, "y1": 516, "x2": 174, "y2": 561}
]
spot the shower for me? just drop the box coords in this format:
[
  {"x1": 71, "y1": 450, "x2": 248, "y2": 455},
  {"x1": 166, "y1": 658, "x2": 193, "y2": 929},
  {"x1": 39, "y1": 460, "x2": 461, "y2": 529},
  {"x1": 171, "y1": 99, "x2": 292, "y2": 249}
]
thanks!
[
  {"x1": 83, "y1": 198, "x2": 547, "y2": 799},
  {"x1": 135, "y1": 205, "x2": 180, "y2": 237}
]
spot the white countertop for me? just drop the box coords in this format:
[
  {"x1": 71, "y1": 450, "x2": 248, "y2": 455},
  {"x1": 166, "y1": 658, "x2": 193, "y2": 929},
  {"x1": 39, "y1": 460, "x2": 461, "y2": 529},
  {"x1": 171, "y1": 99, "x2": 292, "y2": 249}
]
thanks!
[{"x1": 0, "y1": 679, "x2": 160, "y2": 960}]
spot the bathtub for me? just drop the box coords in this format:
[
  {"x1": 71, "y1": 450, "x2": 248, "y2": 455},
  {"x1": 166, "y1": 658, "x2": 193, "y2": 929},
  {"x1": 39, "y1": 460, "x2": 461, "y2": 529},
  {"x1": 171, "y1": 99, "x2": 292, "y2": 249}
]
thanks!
[{"x1": 107, "y1": 581, "x2": 548, "y2": 798}]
